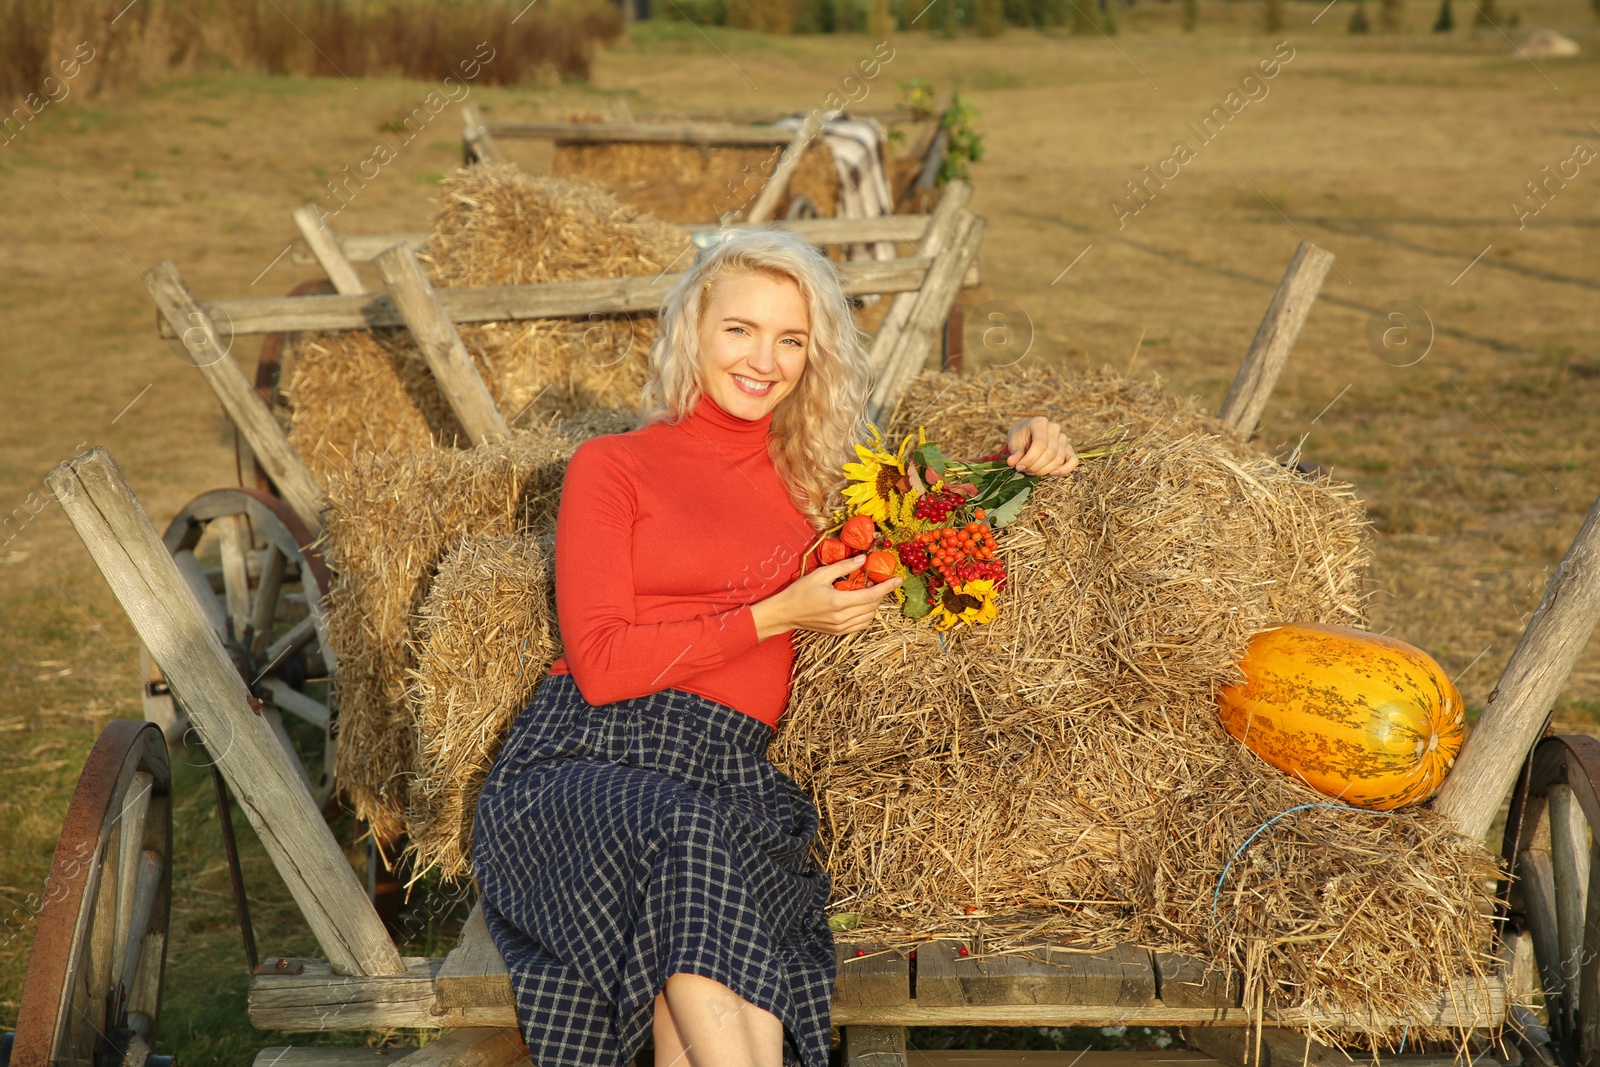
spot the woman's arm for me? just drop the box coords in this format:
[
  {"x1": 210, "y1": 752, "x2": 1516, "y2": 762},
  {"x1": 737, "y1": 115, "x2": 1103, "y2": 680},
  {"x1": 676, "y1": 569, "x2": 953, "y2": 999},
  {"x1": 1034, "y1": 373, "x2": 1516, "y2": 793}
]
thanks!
[{"x1": 554, "y1": 440, "x2": 767, "y2": 706}]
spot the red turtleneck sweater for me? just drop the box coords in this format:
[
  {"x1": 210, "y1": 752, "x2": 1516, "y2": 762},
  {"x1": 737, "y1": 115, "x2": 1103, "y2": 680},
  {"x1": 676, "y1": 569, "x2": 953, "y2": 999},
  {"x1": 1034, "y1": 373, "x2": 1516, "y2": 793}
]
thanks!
[{"x1": 546, "y1": 393, "x2": 818, "y2": 728}]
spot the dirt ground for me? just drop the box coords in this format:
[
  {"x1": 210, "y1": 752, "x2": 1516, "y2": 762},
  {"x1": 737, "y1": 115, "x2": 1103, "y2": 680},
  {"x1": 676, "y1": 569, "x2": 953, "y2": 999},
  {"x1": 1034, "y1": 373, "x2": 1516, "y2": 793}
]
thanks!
[{"x1": 2, "y1": 7, "x2": 1599, "y2": 1061}]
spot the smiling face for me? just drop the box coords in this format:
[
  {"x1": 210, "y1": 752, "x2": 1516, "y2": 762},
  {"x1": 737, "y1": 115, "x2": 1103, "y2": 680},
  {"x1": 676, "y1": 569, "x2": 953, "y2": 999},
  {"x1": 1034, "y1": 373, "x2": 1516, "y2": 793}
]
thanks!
[{"x1": 695, "y1": 269, "x2": 810, "y2": 421}]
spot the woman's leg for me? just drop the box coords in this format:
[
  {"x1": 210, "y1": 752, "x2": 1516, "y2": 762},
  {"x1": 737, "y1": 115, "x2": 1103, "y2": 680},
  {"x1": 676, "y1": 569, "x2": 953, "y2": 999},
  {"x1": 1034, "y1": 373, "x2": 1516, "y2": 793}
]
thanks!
[{"x1": 657, "y1": 972, "x2": 784, "y2": 1067}]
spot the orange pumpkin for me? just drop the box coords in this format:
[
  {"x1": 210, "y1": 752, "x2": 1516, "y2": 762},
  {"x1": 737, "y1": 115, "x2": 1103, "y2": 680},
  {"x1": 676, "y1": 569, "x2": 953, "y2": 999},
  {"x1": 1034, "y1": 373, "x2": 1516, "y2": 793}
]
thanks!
[{"x1": 1217, "y1": 623, "x2": 1466, "y2": 811}]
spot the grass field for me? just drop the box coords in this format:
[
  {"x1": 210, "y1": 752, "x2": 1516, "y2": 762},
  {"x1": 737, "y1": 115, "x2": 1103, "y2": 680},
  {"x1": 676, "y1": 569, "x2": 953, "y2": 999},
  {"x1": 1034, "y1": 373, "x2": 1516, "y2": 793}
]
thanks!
[{"x1": 3, "y1": 6, "x2": 1600, "y2": 1062}]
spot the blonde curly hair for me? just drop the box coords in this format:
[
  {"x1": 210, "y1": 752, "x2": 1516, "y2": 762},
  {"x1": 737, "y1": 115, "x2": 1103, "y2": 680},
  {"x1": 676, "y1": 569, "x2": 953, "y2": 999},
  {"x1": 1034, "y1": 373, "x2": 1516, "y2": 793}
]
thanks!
[{"x1": 639, "y1": 229, "x2": 872, "y2": 531}]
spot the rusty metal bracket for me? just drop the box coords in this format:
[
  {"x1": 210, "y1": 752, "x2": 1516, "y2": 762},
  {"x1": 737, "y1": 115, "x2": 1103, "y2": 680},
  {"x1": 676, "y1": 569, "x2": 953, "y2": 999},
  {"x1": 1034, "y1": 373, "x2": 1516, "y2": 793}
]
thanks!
[{"x1": 251, "y1": 958, "x2": 306, "y2": 976}]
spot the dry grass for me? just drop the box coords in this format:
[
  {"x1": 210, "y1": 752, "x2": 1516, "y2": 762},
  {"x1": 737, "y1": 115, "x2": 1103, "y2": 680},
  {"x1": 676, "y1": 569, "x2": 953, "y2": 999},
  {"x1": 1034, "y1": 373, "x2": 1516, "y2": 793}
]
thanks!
[
  {"x1": 551, "y1": 137, "x2": 840, "y2": 223},
  {"x1": 405, "y1": 533, "x2": 561, "y2": 883},
  {"x1": 0, "y1": 0, "x2": 623, "y2": 105},
  {"x1": 769, "y1": 367, "x2": 1498, "y2": 1036},
  {"x1": 282, "y1": 165, "x2": 687, "y2": 476}
]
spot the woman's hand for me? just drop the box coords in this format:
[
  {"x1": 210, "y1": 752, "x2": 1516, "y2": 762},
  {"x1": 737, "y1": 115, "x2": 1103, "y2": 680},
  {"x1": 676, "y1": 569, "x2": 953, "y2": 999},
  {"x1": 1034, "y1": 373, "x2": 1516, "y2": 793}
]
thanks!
[
  {"x1": 750, "y1": 556, "x2": 902, "y2": 640},
  {"x1": 1005, "y1": 416, "x2": 1078, "y2": 476}
]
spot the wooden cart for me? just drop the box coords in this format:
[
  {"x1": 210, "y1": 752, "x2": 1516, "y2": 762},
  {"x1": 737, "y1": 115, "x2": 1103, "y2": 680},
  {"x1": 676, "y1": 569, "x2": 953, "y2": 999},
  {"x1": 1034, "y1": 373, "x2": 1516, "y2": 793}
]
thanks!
[{"x1": 7, "y1": 170, "x2": 1599, "y2": 1067}]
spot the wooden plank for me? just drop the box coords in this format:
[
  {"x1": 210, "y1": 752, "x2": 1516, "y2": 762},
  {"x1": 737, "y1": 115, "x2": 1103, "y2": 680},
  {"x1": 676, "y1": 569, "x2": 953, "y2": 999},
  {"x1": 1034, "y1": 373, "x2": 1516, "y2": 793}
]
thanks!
[
  {"x1": 372, "y1": 244, "x2": 509, "y2": 445},
  {"x1": 248, "y1": 956, "x2": 1504, "y2": 1032},
  {"x1": 254, "y1": 1048, "x2": 419, "y2": 1067},
  {"x1": 389, "y1": 1028, "x2": 526, "y2": 1067},
  {"x1": 1582, "y1": 835, "x2": 1600, "y2": 1064},
  {"x1": 907, "y1": 1055, "x2": 1217, "y2": 1067},
  {"x1": 158, "y1": 256, "x2": 937, "y2": 338},
  {"x1": 1181, "y1": 1026, "x2": 1344, "y2": 1067},
  {"x1": 293, "y1": 204, "x2": 368, "y2": 296},
  {"x1": 144, "y1": 261, "x2": 327, "y2": 536},
  {"x1": 1436, "y1": 489, "x2": 1600, "y2": 844},
  {"x1": 311, "y1": 216, "x2": 935, "y2": 266},
  {"x1": 217, "y1": 513, "x2": 252, "y2": 640},
  {"x1": 436, "y1": 902, "x2": 513, "y2": 1010},
  {"x1": 914, "y1": 940, "x2": 1155, "y2": 1009},
  {"x1": 1152, "y1": 951, "x2": 1241, "y2": 1009},
  {"x1": 867, "y1": 209, "x2": 985, "y2": 426},
  {"x1": 1216, "y1": 241, "x2": 1334, "y2": 436},
  {"x1": 868, "y1": 181, "x2": 971, "y2": 382},
  {"x1": 834, "y1": 942, "x2": 911, "y2": 1007},
  {"x1": 460, "y1": 104, "x2": 506, "y2": 166},
  {"x1": 746, "y1": 121, "x2": 816, "y2": 223},
  {"x1": 486, "y1": 120, "x2": 795, "y2": 145},
  {"x1": 46, "y1": 449, "x2": 400, "y2": 977},
  {"x1": 842, "y1": 1025, "x2": 906, "y2": 1067}
]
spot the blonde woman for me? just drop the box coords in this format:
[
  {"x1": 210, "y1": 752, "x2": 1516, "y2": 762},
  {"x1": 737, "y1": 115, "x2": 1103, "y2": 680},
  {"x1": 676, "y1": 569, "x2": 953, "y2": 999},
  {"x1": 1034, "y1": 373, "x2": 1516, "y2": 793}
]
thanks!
[{"x1": 473, "y1": 229, "x2": 1077, "y2": 1067}]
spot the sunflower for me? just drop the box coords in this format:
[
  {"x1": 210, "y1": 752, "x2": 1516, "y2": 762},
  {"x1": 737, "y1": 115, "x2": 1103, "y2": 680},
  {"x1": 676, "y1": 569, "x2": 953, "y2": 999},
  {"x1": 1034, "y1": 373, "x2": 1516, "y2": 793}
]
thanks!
[
  {"x1": 931, "y1": 578, "x2": 999, "y2": 631},
  {"x1": 841, "y1": 426, "x2": 915, "y2": 523}
]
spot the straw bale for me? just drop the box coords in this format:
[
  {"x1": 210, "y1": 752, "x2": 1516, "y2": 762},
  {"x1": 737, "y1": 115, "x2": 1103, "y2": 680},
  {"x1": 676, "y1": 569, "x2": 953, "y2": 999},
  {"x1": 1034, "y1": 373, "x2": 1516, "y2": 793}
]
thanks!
[
  {"x1": 281, "y1": 165, "x2": 688, "y2": 475},
  {"x1": 321, "y1": 418, "x2": 588, "y2": 843},
  {"x1": 551, "y1": 140, "x2": 839, "y2": 223},
  {"x1": 769, "y1": 365, "x2": 1497, "y2": 1037},
  {"x1": 405, "y1": 533, "x2": 563, "y2": 883}
]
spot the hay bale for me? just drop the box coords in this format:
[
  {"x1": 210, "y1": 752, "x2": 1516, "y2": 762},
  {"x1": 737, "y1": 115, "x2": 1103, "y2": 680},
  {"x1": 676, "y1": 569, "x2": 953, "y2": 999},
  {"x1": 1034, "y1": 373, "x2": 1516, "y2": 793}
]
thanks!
[
  {"x1": 282, "y1": 166, "x2": 688, "y2": 473},
  {"x1": 322, "y1": 418, "x2": 587, "y2": 842},
  {"x1": 551, "y1": 140, "x2": 839, "y2": 223},
  {"x1": 405, "y1": 534, "x2": 563, "y2": 883},
  {"x1": 769, "y1": 366, "x2": 1496, "y2": 1033}
]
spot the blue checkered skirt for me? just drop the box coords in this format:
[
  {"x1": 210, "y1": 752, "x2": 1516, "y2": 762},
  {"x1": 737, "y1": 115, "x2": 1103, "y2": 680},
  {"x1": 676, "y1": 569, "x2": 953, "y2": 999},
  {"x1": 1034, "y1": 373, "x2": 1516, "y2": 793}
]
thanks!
[{"x1": 473, "y1": 672, "x2": 836, "y2": 1067}]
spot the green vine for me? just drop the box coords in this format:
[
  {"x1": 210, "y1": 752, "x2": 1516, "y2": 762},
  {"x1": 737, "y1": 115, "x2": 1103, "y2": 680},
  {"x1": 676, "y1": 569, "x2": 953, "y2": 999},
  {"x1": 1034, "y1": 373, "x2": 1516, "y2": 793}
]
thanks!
[{"x1": 937, "y1": 91, "x2": 985, "y2": 184}]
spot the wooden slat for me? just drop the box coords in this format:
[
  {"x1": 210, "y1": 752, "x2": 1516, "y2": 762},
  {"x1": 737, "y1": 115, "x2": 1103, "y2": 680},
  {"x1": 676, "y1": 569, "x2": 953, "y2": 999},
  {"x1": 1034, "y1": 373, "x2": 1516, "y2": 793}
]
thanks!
[
  {"x1": 250, "y1": 544, "x2": 287, "y2": 656},
  {"x1": 388, "y1": 1028, "x2": 526, "y2": 1067},
  {"x1": 1437, "y1": 488, "x2": 1600, "y2": 844},
  {"x1": 159, "y1": 256, "x2": 937, "y2": 338},
  {"x1": 868, "y1": 181, "x2": 971, "y2": 383},
  {"x1": 1551, "y1": 781, "x2": 1591, "y2": 1029},
  {"x1": 47, "y1": 448, "x2": 400, "y2": 976},
  {"x1": 1519, "y1": 847, "x2": 1568, "y2": 1036},
  {"x1": 915, "y1": 941, "x2": 1155, "y2": 1009},
  {"x1": 460, "y1": 104, "x2": 506, "y2": 165},
  {"x1": 217, "y1": 513, "x2": 252, "y2": 640},
  {"x1": 1152, "y1": 951, "x2": 1241, "y2": 1008},
  {"x1": 254, "y1": 1048, "x2": 418, "y2": 1067},
  {"x1": 436, "y1": 902, "x2": 513, "y2": 1010},
  {"x1": 486, "y1": 120, "x2": 795, "y2": 145},
  {"x1": 144, "y1": 261, "x2": 327, "y2": 535},
  {"x1": 746, "y1": 121, "x2": 816, "y2": 223},
  {"x1": 248, "y1": 958, "x2": 1505, "y2": 1032},
  {"x1": 1216, "y1": 240, "x2": 1334, "y2": 436},
  {"x1": 868, "y1": 209, "x2": 986, "y2": 425},
  {"x1": 842, "y1": 1025, "x2": 906, "y2": 1067},
  {"x1": 1582, "y1": 835, "x2": 1600, "y2": 1064},
  {"x1": 834, "y1": 943, "x2": 911, "y2": 1007},
  {"x1": 260, "y1": 678, "x2": 330, "y2": 731},
  {"x1": 293, "y1": 204, "x2": 367, "y2": 296},
  {"x1": 308, "y1": 216, "x2": 935, "y2": 266},
  {"x1": 372, "y1": 244, "x2": 509, "y2": 445}
]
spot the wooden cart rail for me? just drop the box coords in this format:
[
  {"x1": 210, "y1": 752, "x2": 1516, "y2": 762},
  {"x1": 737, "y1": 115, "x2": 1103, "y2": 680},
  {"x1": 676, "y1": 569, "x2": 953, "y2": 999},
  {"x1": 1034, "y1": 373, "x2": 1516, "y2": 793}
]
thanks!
[
  {"x1": 246, "y1": 909, "x2": 1507, "y2": 1033},
  {"x1": 287, "y1": 213, "x2": 937, "y2": 268}
]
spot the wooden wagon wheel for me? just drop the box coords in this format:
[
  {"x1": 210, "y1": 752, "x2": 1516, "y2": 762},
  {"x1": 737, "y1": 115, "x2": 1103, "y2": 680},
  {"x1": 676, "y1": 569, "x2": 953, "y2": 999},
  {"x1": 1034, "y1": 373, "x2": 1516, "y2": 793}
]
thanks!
[
  {"x1": 140, "y1": 486, "x2": 337, "y2": 809},
  {"x1": 1502, "y1": 733, "x2": 1600, "y2": 1067},
  {"x1": 7, "y1": 720, "x2": 173, "y2": 1067}
]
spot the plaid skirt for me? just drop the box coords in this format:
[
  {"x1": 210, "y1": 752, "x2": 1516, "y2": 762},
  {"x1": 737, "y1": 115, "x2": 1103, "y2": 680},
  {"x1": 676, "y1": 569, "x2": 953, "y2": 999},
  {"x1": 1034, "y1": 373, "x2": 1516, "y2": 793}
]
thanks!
[{"x1": 473, "y1": 672, "x2": 836, "y2": 1067}]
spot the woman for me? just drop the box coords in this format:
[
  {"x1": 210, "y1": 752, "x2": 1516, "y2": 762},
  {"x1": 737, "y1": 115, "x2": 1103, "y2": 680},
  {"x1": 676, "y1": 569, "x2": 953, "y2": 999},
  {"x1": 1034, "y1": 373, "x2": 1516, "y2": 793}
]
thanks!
[{"x1": 473, "y1": 229, "x2": 1078, "y2": 1067}]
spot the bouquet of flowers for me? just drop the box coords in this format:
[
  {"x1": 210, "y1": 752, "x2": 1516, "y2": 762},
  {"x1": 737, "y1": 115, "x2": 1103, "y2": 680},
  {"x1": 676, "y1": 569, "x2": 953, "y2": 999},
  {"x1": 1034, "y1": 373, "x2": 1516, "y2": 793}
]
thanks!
[{"x1": 811, "y1": 425, "x2": 1041, "y2": 631}]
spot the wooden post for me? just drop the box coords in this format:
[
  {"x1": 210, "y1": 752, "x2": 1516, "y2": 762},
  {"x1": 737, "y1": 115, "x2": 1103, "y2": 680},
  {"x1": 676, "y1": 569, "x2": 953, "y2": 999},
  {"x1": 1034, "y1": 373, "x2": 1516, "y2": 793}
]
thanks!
[
  {"x1": 867, "y1": 209, "x2": 985, "y2": 426},
  {"x1": 1436, "y1": 493, "x2": 1600, "y2": 844},
  {"x1": 372, "y1": 244, "x2": 510, "y2": 446},
  {"x1": 841, "y1": 1025, "x2": 906, "y2": 1067},
  {"x1": 460, "y1": 104, "x2": 505, "y2": 165},
  {"x1": 388, "y1": 1029, "x2": 527, "y2": 1067},
  {"x1": 745, "y1": 121, "x2": 818, "y2": 224},
  {"x1": 46, "y1": 448, "x2": 403, "y2": 977},
  {"x1": 143, "y1": 261, "x2": 326, "y2": 536},
  {"x1": 292, "y1": 204, "x2": 367, "y2": 296},
  {"x1": 868, "y1": 180, "x2": 972, "y2": 382},
  {"x1": 1216, "y1": 240, "x2": 1335, "y2": 436}
]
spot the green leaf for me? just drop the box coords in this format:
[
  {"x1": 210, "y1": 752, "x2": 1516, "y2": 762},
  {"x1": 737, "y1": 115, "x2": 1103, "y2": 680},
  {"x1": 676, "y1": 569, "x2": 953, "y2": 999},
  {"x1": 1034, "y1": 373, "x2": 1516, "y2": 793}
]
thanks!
[
  {"x1": 828, "y1": 912, "x2": 862, "y2": 932},
  {"x1": 987, "y1": 485, "x2": 1031, "y2": 527},
  {"x1": 900, "y1": 572, "x2": 932, "y2": 618},
  {"x1": 913, "y1": 443, "x2": 948, "y2": 477}
]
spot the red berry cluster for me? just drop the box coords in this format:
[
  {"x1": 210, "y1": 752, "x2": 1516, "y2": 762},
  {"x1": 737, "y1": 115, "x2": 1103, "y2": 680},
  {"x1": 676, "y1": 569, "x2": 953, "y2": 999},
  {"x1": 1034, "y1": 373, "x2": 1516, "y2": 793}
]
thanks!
[
  {"x1": 895, "y1": 539, "x2": 931, "y2": 575},
  {"x1": 913, "y1": 522, "x2": 1005, "y2": 590},
  {"x1": 913, "y1": 490, "x2": 966, "y2": 523}
]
